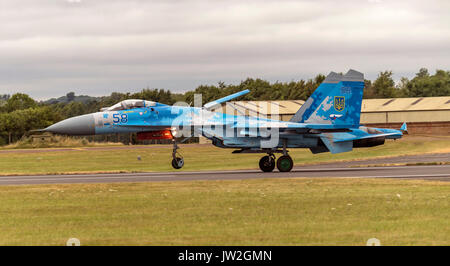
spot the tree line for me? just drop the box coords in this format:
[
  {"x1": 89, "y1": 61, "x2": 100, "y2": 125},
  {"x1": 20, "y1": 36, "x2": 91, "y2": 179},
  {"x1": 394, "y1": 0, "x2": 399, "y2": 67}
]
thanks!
[{"x1": 0, "y1": 68, "x2": 448, "y2": 145}]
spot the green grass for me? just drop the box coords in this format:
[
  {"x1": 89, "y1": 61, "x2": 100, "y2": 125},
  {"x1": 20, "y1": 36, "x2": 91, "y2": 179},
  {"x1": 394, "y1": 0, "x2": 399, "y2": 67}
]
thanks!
[
  {"x1": 0, "y1": 136, "x2": 449, "y2": 175},
  {"x1": 3, "y1": 135, "x2": 123, "y2": 149},
  {"x1": 0, "y1": 178, "x2": 448, "y2": 245}
]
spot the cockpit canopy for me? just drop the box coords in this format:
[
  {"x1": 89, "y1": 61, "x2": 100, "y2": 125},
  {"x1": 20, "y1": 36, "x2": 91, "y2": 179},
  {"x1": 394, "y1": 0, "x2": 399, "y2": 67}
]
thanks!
[{"x1": 100, "y1": 99, "x2": 156, "y2": 112}]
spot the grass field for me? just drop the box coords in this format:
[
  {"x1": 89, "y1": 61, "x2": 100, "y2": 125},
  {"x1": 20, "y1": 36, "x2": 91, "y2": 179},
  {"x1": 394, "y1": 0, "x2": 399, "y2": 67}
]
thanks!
[
  {"x1": 0, "y1": 178, "x2": 448, "y2": 245},
  {"x1": 0, "y1": 136, "x2": 449, "y2": 175},
  {"x1": 0, "y1": 136, "x2": 448, "y2": 246}
]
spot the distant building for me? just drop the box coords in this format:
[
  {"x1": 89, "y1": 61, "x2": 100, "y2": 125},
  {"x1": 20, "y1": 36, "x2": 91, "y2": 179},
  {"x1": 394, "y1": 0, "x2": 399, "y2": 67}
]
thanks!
[{"x1": 209, "y1": 96, "x2": 450, "y2": 135}]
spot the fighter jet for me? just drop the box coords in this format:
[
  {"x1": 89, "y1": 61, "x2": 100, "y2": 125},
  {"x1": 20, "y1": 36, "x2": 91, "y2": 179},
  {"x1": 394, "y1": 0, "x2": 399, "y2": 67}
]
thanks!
[{"x1": 43, "y1": 70, "x2": 407, "y2": 172}]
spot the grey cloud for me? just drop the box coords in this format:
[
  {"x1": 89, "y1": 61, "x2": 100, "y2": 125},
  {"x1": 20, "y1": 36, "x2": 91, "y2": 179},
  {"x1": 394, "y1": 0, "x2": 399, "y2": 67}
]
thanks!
[{"x1": 0, "y1": 0, "x2": 449, "y2": 99}]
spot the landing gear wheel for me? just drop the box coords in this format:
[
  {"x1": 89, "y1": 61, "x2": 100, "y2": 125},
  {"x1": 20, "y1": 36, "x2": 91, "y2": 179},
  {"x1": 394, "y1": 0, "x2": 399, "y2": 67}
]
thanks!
[
  {"x1": 277, "y1": 155, "x2": 293, "y2": 172},
  {"x1": 171, "y1": 157, "x2": 184, "y2": 169},
  {"x1": 259, "y1": 155, "x2": 275, "y2": 172}
]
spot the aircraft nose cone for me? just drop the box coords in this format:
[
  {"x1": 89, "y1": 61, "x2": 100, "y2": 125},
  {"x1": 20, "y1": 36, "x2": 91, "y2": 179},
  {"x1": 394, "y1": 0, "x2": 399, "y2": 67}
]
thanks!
[{"x1": 45, "y1": 114, "x2": 95, "y2": 135}]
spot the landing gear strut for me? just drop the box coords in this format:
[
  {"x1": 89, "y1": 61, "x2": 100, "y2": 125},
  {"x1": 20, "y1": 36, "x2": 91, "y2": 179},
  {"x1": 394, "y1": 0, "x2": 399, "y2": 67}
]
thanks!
[
  {"x1": 277, "y1": 139, "x2": 293, "y2": 172},
  {"x1": 171, "y1": 139, "x2": 184, "y2": 169},
  {"x1": 257, "y1": 139, "x2": 293, "y2": 172}
]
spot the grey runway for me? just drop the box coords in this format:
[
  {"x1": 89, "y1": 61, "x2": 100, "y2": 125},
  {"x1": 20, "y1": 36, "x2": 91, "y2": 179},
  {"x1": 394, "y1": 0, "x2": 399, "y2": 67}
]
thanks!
[{"x1": 0, "y1": 164, "x2": 449, "y2": 185}]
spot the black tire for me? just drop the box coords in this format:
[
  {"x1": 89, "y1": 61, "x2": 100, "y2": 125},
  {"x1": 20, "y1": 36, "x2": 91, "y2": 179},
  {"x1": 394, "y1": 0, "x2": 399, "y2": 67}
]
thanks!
[
  {"x1": 259, "y1": 155, "x2": 275, "y2": 172},
  {"x1": 277, "y1": 155, "x2": 293, "y2": 172},
  {"x1": 171, "y1": 157, "x2": 184, "y2": 169}
]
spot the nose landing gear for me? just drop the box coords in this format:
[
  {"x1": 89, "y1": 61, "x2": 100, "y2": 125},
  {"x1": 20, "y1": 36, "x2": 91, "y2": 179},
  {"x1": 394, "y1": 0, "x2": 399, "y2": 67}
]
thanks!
[
  {"x1": 171, "y1": 140, "x2": 184, "y2": 169},
  {"x1": 171, "y1": 156, "x2": 184, "y2": 169}
]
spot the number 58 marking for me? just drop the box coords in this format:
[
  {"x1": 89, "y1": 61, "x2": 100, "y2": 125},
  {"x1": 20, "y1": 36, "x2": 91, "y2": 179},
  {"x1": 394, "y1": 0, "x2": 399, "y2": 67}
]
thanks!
[{"x1": 113, "y1": 113, "x2": 128, "y2": 124}]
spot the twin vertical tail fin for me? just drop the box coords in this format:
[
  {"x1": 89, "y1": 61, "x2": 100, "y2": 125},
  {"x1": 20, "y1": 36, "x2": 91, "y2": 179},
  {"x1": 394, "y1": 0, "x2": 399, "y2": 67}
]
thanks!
[{"x1": 290, "y1": 69, "x2": 365, "y2": 127}]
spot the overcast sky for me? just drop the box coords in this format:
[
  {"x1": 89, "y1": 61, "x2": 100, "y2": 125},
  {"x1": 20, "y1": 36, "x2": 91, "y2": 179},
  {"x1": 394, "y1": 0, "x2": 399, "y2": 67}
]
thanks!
[{"x1": 0, "y1": 0, "x2": 449, "y2": 99}]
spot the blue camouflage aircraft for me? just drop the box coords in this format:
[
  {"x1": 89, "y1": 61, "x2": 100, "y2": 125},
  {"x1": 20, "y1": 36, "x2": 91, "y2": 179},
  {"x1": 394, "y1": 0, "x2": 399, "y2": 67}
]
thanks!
[{"x1": 44, "y1": 69, "x2": 407, "y2": 172}]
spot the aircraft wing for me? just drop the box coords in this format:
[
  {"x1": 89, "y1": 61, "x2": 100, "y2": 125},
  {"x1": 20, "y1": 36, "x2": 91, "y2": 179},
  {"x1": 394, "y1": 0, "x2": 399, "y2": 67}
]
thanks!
[{"x1": 203, "y1": 89, "x2": 250, "y2": 110}]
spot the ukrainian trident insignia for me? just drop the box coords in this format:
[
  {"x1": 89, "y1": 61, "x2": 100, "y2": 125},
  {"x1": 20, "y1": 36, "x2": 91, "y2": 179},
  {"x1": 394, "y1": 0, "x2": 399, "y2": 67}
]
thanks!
[{"x1": 334, "y1": 96, "x2": 345, "y2": 112}]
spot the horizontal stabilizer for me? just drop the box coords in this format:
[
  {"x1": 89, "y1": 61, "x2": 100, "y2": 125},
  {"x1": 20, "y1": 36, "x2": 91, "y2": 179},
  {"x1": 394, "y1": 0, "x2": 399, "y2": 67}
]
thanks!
[
  {"x1": 320, "y1": 134, "x2": 353, "y2": 154},
  {"x1": 332, "y1": 132, "x2": 399, "y2": 142}
]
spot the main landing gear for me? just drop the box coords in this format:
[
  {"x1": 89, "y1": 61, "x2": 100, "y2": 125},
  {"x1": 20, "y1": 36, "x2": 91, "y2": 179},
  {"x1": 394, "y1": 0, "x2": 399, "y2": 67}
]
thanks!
[
  {"x1": 258, "y1": 154, "x2": 293, "y2": 172},
  {"x1": 258, "y1": 140, "x2": 293, "y2": 172},
  {"x1": 276, "y1": 155, "x2": 293, "y2": 172},
  {"x1": 259, "y1": 154, "x2": 276, "y2": 172}
]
